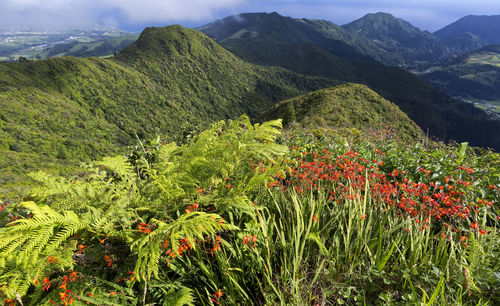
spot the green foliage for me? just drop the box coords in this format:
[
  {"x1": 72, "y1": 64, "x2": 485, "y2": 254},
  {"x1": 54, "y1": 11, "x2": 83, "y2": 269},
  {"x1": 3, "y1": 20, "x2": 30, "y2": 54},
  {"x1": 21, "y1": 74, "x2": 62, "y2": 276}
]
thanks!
[
  {"x1": 264, "y1": 83, "x2": 424, "y2": 142},
  {"x1": 132, "y1": 212, "x2": 237, "y2": 281},
  {"x1": 0, "y1": 116, "x2": 288, "y2": 304},
  {"x1": 342, "y1": 12, "x2": 448, "y2": 65},
  {"x1": 200, "y1": 12, "x2": 500, "y2": 151},
  {"x1": 422, "y1": 45, "x2": 500, "y2": 108},
  {"x1": 0, "y1": 25, "x2": 331, "y2": 187},
  {"x1": 1, "y1": 117, "x2": 499, "y2": 304}
]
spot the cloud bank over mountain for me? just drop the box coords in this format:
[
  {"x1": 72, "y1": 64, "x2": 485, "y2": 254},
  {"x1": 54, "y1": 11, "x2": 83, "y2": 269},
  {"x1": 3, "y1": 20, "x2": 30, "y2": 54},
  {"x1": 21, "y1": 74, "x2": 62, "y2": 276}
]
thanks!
[{"x1": 1, "y1": 0, "x2": 499, "y2": 31}]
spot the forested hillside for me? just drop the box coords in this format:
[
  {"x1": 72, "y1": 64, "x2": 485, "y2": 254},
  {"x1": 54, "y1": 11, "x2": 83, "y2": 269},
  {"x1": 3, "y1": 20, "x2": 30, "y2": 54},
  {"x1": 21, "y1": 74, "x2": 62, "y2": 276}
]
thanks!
[
  {"x1": 0, "y1": 13, "x2": 499, "y2": 306},
  {"x1": 199, "y1": 13, "x2": 500, "y2": 151},
  {"x1": 0, "y1": 25, "x2": 335, "y2": 188}
]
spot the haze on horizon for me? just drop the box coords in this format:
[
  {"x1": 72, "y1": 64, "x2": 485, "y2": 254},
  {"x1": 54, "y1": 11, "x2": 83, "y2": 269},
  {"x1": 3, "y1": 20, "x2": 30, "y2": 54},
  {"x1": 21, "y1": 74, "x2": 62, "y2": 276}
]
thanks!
[{"x1": 1, "y1": 0, "x2": 500, "y2": 33}]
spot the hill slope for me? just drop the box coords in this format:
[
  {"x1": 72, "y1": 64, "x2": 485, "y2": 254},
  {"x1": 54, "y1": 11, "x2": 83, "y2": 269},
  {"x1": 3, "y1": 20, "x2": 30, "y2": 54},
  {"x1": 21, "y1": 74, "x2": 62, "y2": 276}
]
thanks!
[
  {"x1": 434, "y1": 15, "x2": 500, "y2": 45},
  {"x1": 0, "y1": 25, "x2": 334, "y2": 186},
  {"x1": 421, "y1": 45, "x2": 500, "y2": 116},
  {"x1": 0, "y1": 25, "x2": 129, "y2": 61},
  {"x1": 40, "y1": 34, "x2": 139, "y2": 59},
  {"x1": 197, "y1": 12, "x2": 371, "y2": 61},
  {"x1": 342, "y1": 12, "x2": 448, "y2": 66},
  {"x1": 199, "y1": 12, "x2": 500, "y2": 151},
  {"x1": 263, "y1": 83, "x2": 424, "y2": 141}
]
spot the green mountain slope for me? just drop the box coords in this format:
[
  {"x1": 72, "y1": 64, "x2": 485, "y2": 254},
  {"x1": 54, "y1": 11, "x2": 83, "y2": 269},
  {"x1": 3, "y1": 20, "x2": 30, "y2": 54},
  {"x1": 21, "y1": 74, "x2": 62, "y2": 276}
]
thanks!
[
  {"x1": 421, "y1": 45, "x2": 500, "y2": 115},
  {"x1": 199, "y1": 12, "x2": 500, "y2": 151},
  {"x1": 263, "y1": 83, "x2": 424, "y2": 141},
  {"x1": 0, "y1": 25, "x2": 334, "y2": 187},
  {"x1": 40, "y1": 34, "x2": 139, "y2": 59},
  {"x1": 342, "y1": 12, "x2": 449, "y2": 66},
  {"x1": 197, "y1": 12, "x2": 371, "y2": 61},
  {"x1": 434, "y1": 15, "x2": 500, "y2": 45}
]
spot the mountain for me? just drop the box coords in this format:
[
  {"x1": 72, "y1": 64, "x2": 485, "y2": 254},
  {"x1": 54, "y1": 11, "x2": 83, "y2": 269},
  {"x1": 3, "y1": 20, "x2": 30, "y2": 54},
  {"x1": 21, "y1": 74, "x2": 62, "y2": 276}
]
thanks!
[
  {"x1": 421, "y1": 45, "x2": 500, "y2": 117},
  {"x1": 439, "y1": 32, "x2": 486, "y2": 54},
  {"x1": 0, "y1": 25, "x2": 333, "y2": 186},
  {"x1": 2, "y1": 21, "x2": 500, "y2": 190},
  {"x1": 199, "y1": 12, "x2": 500, "y2": 150},
  {"x1": 263, "y1": 83, "x2": 424, "y2": 142},
  {"x1": 197, "y1": 12, "x2": 371, "y2": 61},
  {"x1": 342, "y1": 12, "x2": 448, "y2": 66},
  {"x1": 435, "y1": 15, "x2": 500, "y2": 45},
  {"x1": 0, "y1": 25, "x2": 130, "y2": 61},
  {"x1": 40, "y1": 34, "x2": 139, "y2": 59}
]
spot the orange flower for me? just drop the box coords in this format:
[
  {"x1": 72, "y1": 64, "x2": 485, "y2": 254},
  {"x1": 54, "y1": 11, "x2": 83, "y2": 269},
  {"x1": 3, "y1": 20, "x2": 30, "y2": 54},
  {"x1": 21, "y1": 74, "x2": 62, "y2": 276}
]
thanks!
[
  {"x1": 312, "y1": 215, "x2": 318, "y2": 223},
  {"x1": 104, "y1": 255, "x2": 113, "y2": 267},
  {"x1": 43, "y1": 277, "x2": 52, "y2": 291},
  {"x1": 59, "y1": 291, "x2": 68, "y2": 300},
  {"x1": 213, "y1": 289, "x2": 224, "y2": 298},
  {"x1": 138, "y1": 223, "x2": 152, "y2": 234}
]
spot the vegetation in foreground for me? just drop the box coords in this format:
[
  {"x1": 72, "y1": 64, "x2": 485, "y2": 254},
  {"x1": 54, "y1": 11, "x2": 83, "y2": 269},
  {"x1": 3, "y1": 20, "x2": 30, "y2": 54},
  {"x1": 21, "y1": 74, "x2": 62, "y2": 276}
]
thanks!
[{"x1": 0, "y1": 116, "x2": 498, "y2": 305}]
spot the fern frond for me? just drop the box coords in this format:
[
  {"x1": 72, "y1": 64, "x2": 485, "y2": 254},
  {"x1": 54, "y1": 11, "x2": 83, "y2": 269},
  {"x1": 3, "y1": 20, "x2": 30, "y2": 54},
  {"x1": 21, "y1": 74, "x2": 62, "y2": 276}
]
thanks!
[
  {"x1": 27, "y1": 171, "x2": 74, "y2": 200},
  {"x1": 131, "y1": 212, "x2": 238, "y2": 281},
  {"x1": 149, "y1": 282, "x2": 195, "y2": 306},
  {"x1": 0, "y1": 202, "x2": 86, "y2": 268},
  {"x1": 95, "y1": 156, "x2": 135, "y2": 179}
]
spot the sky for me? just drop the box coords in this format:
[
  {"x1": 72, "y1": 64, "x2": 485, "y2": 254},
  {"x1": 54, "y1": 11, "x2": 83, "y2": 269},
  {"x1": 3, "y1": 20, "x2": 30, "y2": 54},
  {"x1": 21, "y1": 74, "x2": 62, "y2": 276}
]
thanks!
[{"x1": 1, "y1": 0, "x2": 500, "y2": 32}]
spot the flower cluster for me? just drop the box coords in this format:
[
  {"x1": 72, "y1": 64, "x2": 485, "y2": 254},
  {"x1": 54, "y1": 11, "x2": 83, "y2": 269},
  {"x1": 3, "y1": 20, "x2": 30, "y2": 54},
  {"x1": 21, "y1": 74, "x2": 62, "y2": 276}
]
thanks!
[
  {"x1": 270, "y1": 148, "x2": 497, "y2": 240},
  {"x1": 211, "y1": 288, "x2": 224, "y2": 304},
  {"x1": 242, "y1": 235, "x2": 257, "y2": 247},
  {"x1": 138, "y1": 222, "x2": 152, "y2": 234},
  {"x1": 164, "y1": 237, "x2": 194, "y2": 261}
]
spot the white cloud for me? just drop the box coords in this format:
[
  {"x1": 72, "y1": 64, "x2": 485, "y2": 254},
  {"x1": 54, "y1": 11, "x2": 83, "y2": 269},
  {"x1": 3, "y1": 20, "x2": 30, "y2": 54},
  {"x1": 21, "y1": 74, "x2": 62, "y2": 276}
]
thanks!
[
  {"x1": 105, "y1": 0, "x2": 245, "y2": 22},
  {"x1": 0, "y1": 0, "x2": 499, "y2": 31},
  {"x1": 0, "y1": 0, "x2": 246, "y2": 29}
]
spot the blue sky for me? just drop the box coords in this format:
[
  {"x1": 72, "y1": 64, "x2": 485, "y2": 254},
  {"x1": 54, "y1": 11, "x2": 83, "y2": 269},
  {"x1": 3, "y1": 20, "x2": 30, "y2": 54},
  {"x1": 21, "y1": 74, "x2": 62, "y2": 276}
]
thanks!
[{"x1": 2, "y1": 0, "x2": 500, "y2": 32}]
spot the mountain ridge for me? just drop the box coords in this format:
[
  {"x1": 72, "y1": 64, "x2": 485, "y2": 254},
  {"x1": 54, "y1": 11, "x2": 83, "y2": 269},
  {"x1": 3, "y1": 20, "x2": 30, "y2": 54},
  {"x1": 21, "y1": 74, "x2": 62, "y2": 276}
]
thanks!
[
  {"x1": 434, "y1": 15, "x2": 500, "y2": 45},
  {"x1": 2, "y1": 23, "x2": 500, "y2": 189},
  {"x1": 263, "y1": 83, "x2": 424, "y2": 142},
  {"x1": 198, "y1": 12, "x2": 500, "y2": 150},
  {"x1": 0, "y1": 25, "x2": 336, "y2": 185}
]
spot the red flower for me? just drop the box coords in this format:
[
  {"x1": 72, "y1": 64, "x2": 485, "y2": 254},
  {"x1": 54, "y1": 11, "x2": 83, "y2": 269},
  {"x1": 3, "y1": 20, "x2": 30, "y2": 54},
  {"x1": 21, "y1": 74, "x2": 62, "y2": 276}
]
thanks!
[
  {"x1": 138, "y1": 223, "x2": 152, "y2": 234},
  {"x1": 213, "y1": 289, "x2": 223, "y2": 298},
  {"x1": 104, "y1": 255, "x2": 113, "y2": 267},
  {"x1": 43, "y1": 277, "x2": 52, "y2": 291}
]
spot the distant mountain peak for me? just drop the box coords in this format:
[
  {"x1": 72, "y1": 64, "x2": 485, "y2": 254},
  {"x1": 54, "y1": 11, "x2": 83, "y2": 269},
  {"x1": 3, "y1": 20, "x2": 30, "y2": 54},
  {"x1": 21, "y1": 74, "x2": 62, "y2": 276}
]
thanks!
[
  {"x1": 117, "y1": 25, "x2": 221, "y2": 60},
  {"x1": 434, "y1": 15, "x2": 500, "y2": 45},
  {"x1": 343, "y1": 12, "x2": 425, "y2": 35},
  {"x1": 341, "y1": 11, "x2": 445, "y2": 63},
  {"x1": 362, "y1": 12, "x2": 398, "y2": 19}
]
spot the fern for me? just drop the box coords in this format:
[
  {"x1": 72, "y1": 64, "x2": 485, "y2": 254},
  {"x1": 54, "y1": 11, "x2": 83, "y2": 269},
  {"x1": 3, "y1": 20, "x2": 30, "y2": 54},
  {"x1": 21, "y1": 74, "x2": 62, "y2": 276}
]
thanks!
[
  {"x1": 0, "y1": 116, "x2": 289, "y2": 303},
  {"x1": 0, "y1": 202, "x2": 86, "y2": 267},
  {"x1": 131, "y1": 212, "x2": 238, "y2": 281},
  {"x1": 148, "y1": 282, "x2": 196, "y2": 306}
]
